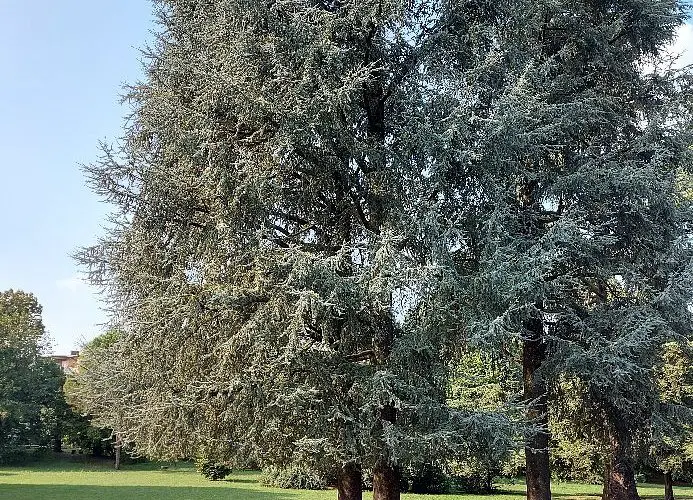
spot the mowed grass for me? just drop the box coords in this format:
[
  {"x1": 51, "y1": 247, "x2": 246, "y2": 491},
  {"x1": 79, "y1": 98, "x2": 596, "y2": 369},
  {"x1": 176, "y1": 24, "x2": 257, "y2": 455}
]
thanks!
[{"x1": 1, "y1": 457, "x2": 692, "y2": 500}]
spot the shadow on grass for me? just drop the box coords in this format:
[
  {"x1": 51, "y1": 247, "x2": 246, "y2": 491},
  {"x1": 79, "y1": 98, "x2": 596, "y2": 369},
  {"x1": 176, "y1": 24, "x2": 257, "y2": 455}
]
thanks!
[
  {"x1": 641, "y1": 497, "x2": 693, "y2": 500},
  {"x1": 5, "y1": 457, "x2": 197, "y2": 474},
  {"x1": 549, "y1": 493, "x2": 600, "y2": 498},
  {"x1": 478, "y1": 490, "x2": 525, "y2": 497},
  {"x1": 490, "y1": 487, "x2": 693, "y2": 500},
  {"x1": 549, "y1": 494, "x2": 693, "y2": 500},
  {"x1": 7, "y1": 463, "x2": 119, "y2": 473},
  {"x1": 0, "y1": 484, "x2": 301, "y2": 500}
]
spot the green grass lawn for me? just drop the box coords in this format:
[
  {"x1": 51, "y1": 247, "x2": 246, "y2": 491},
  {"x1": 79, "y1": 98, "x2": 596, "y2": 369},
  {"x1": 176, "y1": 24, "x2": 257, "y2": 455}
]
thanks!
[{"x1": 0, "y1": 457, "x2": 691, "y2": 500}]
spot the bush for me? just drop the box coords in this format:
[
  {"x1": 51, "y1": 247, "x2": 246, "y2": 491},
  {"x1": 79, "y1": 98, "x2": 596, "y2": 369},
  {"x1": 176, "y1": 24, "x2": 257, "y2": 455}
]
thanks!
[
  {"x1": 361, "y1": 464, "x2": 446, "y2": 493},
  {"x1": 448, "y1": 457, "x2": 499, "y2": 493},
  {"x1": 0, "y1": 446, "x2": 29, "y2": 466},
  {"x1": 0, "y1": 445, "x2": 52, "y2": 466},
  {"x1": 549, "y1": 429, "x2": 604, "y2": 483},
  {"x1": 406, "y1": 463, "x2": 450, "y2": 494},
  {"x1": 195, "y1": 458, "x2": 232, "y2": 481},
  {"x1": 261, "y1": 464, "x2": 329, "y2": 490}
]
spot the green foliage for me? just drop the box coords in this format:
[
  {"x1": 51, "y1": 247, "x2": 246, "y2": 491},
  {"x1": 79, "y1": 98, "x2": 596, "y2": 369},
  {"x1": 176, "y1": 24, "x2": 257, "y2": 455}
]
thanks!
[
  {"x1": 0, "y1": 289, "x2": 47, "y2": 351},
  {"x1": 195, "y1": 458, "x2": 232, "y2": 481},
  {"x1": 648, "y1": 341, "x2": 693, "y2": 479},
  {"x1": 447, "y1": 351, "x2": 523, "y2": 491},
  {"x1": 0, "y1": 290, "x2": 65, "y2": 464},
  {"x1": 447, "y1": 458, "x2": 498, "y2": 493},
  {"x1": 76, "y1": 0, "x2": 523, "y2": 480},
  {"x1": 549, "y1": 429, "x2": 603, "y2": 484},
  {"x1": 64, "y1": 330, "x2": 123, "y2": 454},
  {"x1": 260, "y1": 464, "x2": 330, "y2": 490},
  {"x1": 82, "y1": 330, "x2": 121, "y2": 353},
  {"x1": 61, "y1": 411, "x2": 114, "y2": 456},
  {"x1": 450, "y1": 352, "x2": 521, "y2": 413},
  {"x1": 546, "y1": 377, "x2": 605, "y2": 483},
  {"x1": 405, "y1": 462, "x2": 450, "y2": 494}
]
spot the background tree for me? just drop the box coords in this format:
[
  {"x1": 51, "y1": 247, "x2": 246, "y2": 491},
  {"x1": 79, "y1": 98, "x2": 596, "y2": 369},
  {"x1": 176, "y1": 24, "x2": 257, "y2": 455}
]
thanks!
[
  {"x1": 548, "y1": 377, "x2": 605, "y2": 484},
  {"x1": 0, "y1": 290, "x2": 65, "y2": 463},
  {"x1": 65, "y1": 330, "x2": 124, "y2": 468},
  {"x1": 448, "y1": 351, "x2": 524, "y2": 492},
  {"x1": 456, "y1": 2, "x2": 693, "y2": 500},
  {"x1": 649, "y1": 341, "x2": 693, "y2": 500},
  {"x1": 0, "y1": 289, "x2": 46, "y2": 351}
]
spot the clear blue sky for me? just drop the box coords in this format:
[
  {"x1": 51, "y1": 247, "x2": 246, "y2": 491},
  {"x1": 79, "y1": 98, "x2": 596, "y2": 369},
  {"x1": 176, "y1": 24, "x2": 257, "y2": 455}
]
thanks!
[
  {"x1": 0, "y1": 1, "x2": 153, "y2": 353},
  {"x1": 0, "y1": 3, "x2": 691, "y2": 354}
]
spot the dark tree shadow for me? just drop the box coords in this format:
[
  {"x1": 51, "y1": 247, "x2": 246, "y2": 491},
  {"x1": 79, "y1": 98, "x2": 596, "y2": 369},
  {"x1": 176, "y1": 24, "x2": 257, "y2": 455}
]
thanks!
[
  {"x1": 550, "y1": 494, "x2": 693, "y2": 500},
  {"x1": 550, "y1": 493, "x2": 601, "y2": 498},
  {"x1": 0, "y1": 484, "x2": 302, "y2": 500},
  {"x1": 225, "y1": 478, "x2": 260, "y2": 484},
  {"x1": 641, "y1": 496, "x2": 693, "y2": 500},
  {"x1": 473, "y1": 489, "x2": 528, "y2": 497}
]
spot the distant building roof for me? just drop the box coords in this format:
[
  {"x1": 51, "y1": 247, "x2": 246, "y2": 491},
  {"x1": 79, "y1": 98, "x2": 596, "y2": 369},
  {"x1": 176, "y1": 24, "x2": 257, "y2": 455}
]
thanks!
[{"x1": 47, "y1": 352, "x2": 79, "y2": 373}]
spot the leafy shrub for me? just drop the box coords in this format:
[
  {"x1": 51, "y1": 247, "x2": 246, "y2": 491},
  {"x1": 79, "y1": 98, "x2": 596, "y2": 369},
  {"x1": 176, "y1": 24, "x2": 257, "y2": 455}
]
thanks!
[
  {"x1": 549, "y1": 416, "x2": 604, "y2": 484},
  {"x1": 550, "y1": 438, "x2": 603, "y2": 484},
  {"x1": 500, "y1": 449, "x2": 526, "y2": 478},
  {"x1": 406, "y1": 463, "x2": 450, "y2": 494},
  {"x1": 61, "y1": 411, "x2": 114, "y2": 457},
  {"x1": 448, "y1": 457, "x2": 499, "y2": 493},
  {"x1": 261, "y1": 464, "x2": 329, "y2": 490},
  {"x1": 195, "y1": 458, "x2": 232, "y2": 481},
  {"x1": 0, "y1": 445, "x2": 51, "y2": 466},
  {"x1": 0, "y1": 446, "x2": 29, "y2": 466},
  {"x1": 362, "y1": 465, "x2": 446, "y2": 493}
]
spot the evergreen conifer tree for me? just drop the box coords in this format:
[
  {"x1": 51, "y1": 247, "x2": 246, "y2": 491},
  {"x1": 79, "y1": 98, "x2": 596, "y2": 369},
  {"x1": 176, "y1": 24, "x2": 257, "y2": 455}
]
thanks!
[
  {"x1": 459, "y1": 3, "x2": 693, "y2": 500},
  {"x1": 78, "y1": 2, "x2": 693, "y2": 500},
  {"x1": 79, "y1": 1, "x2": 520, "y2": 498}
]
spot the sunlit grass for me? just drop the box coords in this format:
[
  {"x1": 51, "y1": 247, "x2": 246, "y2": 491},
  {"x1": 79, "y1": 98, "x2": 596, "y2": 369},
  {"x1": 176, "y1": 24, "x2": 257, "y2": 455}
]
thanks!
[{"x1": 0, "y1": 457, "x2": 691, "y2": 500}]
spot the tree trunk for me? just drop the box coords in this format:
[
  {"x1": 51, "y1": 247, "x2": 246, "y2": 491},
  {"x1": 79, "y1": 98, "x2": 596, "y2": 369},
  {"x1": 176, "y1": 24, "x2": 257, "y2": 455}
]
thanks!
[
  {"x1": 664, "y1": 471, "x2": 674, "y2": 500},
  {"x1": 337, "y1": 462, "x2": 362, "y2": 500},
  {"x1": 114, "y1": 434, "x2": 122, "y2": 470},
  {"x1": 602, "y1": 421, "x2": 640, "y2": 500},
  {"x1": 361, "y1": 28, "x2": 398, "y2": 500},
  {"x1": 372, "y1": 402, "x2": 400, "y2": 500},
  {"x1": 373, "y1": 460, "x2": 400, "y2": 500},
  {"x1": 518, "y1": 175, "x2": 551, "y2": 500},
  {"x1": 52, "y1": 410, "x2": 63, "y2": 453},
  {"x1": 52, "y1": 426, "x2": 62, "y2": 453},
  {"x1": 523, "y1": 314, "x2": 551, "y2": 500}
]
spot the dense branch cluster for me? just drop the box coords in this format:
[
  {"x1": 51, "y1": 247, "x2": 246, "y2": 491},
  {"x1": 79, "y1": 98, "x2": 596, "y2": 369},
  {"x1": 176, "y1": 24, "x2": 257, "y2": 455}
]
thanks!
[{"x1": 71, "y1": 1, "x2": 693, "y2": 499}]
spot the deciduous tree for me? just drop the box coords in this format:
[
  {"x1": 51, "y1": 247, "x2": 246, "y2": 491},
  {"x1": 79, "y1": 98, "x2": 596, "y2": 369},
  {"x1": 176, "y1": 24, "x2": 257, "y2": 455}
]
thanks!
[{"x1": 0, "y1": 290, "x2": 64, "y2": 463}]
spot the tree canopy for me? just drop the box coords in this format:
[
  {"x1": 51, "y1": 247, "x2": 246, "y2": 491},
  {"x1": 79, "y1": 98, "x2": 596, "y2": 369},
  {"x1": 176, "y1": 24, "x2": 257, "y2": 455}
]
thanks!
[
  {"x1": 0, "y1": 290, "x2": 65, "y2": 463},
  {"x1": 77, "y1": 1, "x2": 693, "y2": 499}
]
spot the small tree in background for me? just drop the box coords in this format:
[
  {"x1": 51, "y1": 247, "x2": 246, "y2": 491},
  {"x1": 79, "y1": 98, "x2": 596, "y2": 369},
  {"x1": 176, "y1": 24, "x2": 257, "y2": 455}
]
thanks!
[
  {"x1": 64, "y1": 330, "x2": 124, "y2": 468},
  {"x1": 649, "y1": 341, "x2": 693, "y2": 500},
  {"x1": 0, "y1": 290, "x2": 65, "y2": 463}
]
